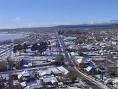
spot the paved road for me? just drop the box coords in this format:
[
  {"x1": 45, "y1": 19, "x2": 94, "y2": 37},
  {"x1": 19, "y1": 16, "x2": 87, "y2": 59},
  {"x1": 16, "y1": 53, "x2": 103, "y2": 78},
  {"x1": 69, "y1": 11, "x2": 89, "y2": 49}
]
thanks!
[
  {"x1": 0, "y1": 63, "x2": 54, "y2": 74},
  {"x1": 56, "y1": 31, "x2": 109, "y2": 89},
  {"x1": 0, "y1": 44, "x2": 13, "y2": 58}
]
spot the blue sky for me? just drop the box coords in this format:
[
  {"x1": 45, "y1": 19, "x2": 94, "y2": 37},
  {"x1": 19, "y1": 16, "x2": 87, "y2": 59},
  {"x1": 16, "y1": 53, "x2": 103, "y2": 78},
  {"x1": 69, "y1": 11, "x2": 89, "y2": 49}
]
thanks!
[{"x1": 0, "y1": 0, "x2": 118, "y2": 28}]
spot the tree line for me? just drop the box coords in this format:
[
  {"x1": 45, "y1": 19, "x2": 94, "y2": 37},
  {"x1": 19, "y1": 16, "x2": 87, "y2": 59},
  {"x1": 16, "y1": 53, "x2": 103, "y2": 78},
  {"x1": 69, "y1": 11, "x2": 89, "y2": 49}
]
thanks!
[{"x1": 13, "y1": 41, "x2": 48, "y2": 55}]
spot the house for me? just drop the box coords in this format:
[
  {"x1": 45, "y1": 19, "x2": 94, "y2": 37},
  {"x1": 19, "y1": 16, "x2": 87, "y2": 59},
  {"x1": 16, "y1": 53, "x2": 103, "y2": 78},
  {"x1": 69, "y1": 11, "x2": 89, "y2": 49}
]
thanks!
[
  {"x1": 38, "y1": 66, "x2": 68, "y2": 76},
  {"x1": 84, "y1": 65, "x2": 97, "y2": 75},
  {"x1": 20, "y1": 81, "x2": 27, "y2": 87},
  {"x1": 68, "y1": 86, "x2": 81, "y2": 89},
  {"x1": 48, "y1": 67, "x2": 62, "y2": 75},
  {"x1": 57, "y1": 66, "x2": 69, "y2": 75},
  {"x1": 64, "y1": 36, "x2": 76, "y2": 42},
  {"x1": 75, "y1": 56, "x2": 84, "y2": 63},
  {"x1": 42, "y1": 76, "x2": 58, "y2": 85},
  {"x1": 25, "y1": 79, "x2": 43, "y2": 89},
  {"x1": 18, "y1": 70, "x2": 30, "y2": 81},
  {"x1": 105, "y1": 78, "x2": 118, "y2": 89},
  {"x1": 83, "y1": 51, "x2": 100, "y2": 57},
  {"x1": 113, "y1": 78, "x2": 118, "y2": 88},
  {"x1": 68, "y1": 45, "x2": 77, "y2": 50},
  {"x1": 38, "y1": 69, "x2": 53, "y2": 76},
  {"x1": 74, "y1": 56, "x2": 87, "y2": 68},
  {"x1": 70, "y1": 52, "x2": 78, "y2": 56},
  {"x1": 85, "y1": 66, "x2": 93, "y2": 72},
  {"x1": 81, "y1": 44, "x2": 93, "y2": 50},
  {"x1": 13, "y1": 80, "x2": 20, "y2": 86},
  {"x1": 24, "y1": 63, "x2": 32, "y2": 67}
]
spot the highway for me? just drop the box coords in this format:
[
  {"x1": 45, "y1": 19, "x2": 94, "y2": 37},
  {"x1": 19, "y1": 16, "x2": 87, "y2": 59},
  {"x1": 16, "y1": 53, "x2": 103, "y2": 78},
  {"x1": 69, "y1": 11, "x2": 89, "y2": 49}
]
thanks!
[{"x1": 56, "y1": 31, "x2": 109, "y2": 89}]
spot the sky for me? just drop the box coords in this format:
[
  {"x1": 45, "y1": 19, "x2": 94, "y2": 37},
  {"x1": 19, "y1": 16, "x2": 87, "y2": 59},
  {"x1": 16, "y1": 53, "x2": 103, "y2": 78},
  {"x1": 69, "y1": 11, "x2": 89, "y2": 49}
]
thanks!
[{"x1": 0, "y1": 0, "x2": 118, "y2": 28}]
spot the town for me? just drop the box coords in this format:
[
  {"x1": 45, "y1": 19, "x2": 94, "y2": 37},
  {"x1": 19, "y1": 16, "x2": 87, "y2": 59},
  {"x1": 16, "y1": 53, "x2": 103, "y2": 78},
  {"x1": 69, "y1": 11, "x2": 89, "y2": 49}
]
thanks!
[
  {"x1": 0, "y1": 0, "x2": 118, "y2": 89},
  {"x1": 0, "y1": 27, "x2": 117, "y2": 89}
]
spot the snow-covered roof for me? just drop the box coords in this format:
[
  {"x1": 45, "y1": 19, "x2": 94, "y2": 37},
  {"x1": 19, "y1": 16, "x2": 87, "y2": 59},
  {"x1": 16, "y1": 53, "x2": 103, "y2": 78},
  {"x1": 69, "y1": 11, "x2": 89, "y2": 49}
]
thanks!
[
  {"x1": 64, "y1": 37, "x2": 76, "y2": 41},
  {"x1": 20, "y1": 82, "x2": 26, "y2": 87},
  {"x1": 75, "y1": 56, "x2": 84, "y2": 63},
  {"x1": 75, "y1": 56, "x2": 84, "y2": 59},
  {"x1": 85, "y1": 66, "x2": 92, "y2": 72},
  {"x1": 70, "y1": 52, "x2": 78, "y2": 56},
  {"x1": 76, "y1": 58, "x2": 83, "y2": 64},
  {"x1": 48, "y1": 67, "x2": 62, "y2": 74},
  {"x1": 18, "y1": 70, "x2": 30, "y2": 79},
  {"x1": 22, "y1": 70, "x2": 30, "y2": 77},
  {"x1": 18, "y1": 74, "x2": 22, "y2": 79},
  {"x1": 68, "y1": 45, "x2": 77, "y2": 49},
  {"x1": 83, "y1": 52, "x2": 99, "y2": 56},
  {"x1": 24, "y1": 80, "x2": 43, "y2": 89},
  {"x1": 57, "y1": 66, "x2": 69, "y2": 75},
  {"x1": 38, "y1": 70, "x2": 52, "y2": 76},
  {"x1": 43, "y1": 76, "x2": 58, "y2": 84},
  {"x1": 113, "y1": 78, "x2": 118, "y2": 83}
]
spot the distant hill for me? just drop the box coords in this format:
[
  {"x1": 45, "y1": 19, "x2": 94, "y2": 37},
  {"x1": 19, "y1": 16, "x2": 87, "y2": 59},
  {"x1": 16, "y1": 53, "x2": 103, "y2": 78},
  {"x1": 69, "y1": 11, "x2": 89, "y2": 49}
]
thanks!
[
  {"x1": 54, "y1": 23, "x2": 118, "y2": 29},
  {"x1": 0, "y1": 23, "x2": 118, "y2": 32}
]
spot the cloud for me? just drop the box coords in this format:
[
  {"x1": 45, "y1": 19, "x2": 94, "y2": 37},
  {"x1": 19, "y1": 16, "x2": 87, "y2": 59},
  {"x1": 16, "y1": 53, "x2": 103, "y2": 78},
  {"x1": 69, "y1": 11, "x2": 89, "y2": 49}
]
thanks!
[{"x1": 15, "y1": 17, "x2": 21, "y2": 21}]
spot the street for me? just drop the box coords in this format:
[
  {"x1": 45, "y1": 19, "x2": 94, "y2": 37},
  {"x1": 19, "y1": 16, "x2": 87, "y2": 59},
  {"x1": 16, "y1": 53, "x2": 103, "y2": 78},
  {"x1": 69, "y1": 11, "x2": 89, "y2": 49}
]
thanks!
[{"x1": 56, "y1": 31, "x2": 109, "y2": 89}]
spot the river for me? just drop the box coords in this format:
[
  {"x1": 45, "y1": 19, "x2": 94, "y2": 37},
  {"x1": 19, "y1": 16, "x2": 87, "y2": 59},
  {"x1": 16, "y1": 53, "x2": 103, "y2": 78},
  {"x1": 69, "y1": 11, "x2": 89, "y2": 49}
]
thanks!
[{"x1": 0, "y1": 33, "x2": 24, "y2": 41}]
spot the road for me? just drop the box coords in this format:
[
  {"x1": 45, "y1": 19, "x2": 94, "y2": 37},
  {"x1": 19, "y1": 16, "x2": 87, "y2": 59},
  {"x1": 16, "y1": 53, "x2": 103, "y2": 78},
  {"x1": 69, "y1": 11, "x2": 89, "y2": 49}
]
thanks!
[
  {"x1": 56, "y1": 31, "x2": 109, "y2": 89},
  {"x1": 0, "y1": 44, "x2": 13, "y2": 58},
  {"x1": 0, "y1": 63, "x2": 54, "y2": 74}
]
